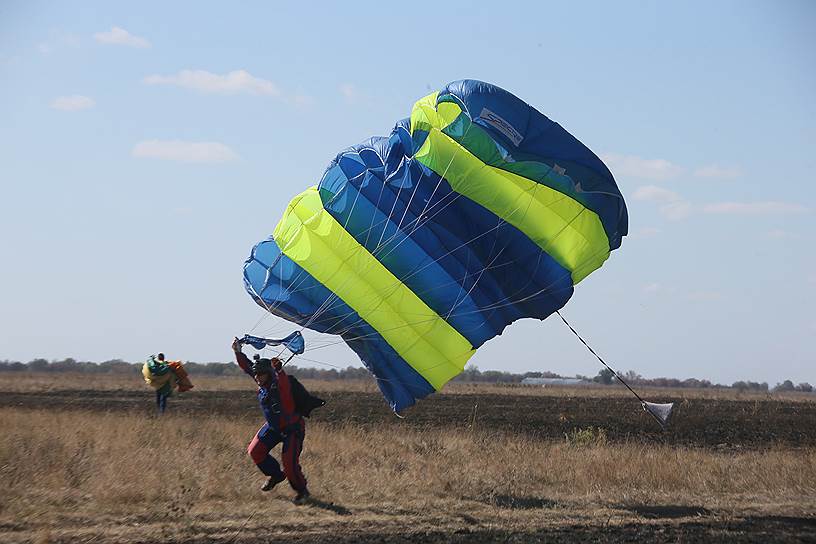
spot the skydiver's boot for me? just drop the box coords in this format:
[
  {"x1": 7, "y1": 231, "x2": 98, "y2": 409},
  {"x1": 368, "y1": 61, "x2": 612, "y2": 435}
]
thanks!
[
  {"x1": 293, "y1": 489, "x2": 311, "y2": 505},
  {"x1": 261, "y1": 474, "x2": 286, "y2": 492}
]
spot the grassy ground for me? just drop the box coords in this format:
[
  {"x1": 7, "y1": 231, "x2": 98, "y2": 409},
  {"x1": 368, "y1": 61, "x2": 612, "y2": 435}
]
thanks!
[{"x1": 1, "y1": 375, "x2": 814, "y2": 542}]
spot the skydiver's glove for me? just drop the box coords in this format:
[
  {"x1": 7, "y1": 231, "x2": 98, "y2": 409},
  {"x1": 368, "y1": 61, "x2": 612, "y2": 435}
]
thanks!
[{"x1": 232, "y1": 337, "x2": 241, "y2": 353}]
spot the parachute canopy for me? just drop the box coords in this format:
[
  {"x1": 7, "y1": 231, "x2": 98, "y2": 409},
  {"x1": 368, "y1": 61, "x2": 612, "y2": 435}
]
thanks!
[{"x1": 244, "y1": 80, "x2": 627, "y2": 412}]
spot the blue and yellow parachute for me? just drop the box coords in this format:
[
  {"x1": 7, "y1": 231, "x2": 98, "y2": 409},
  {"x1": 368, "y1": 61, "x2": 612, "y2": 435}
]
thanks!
[{"x1": 243, "y1": 80, "x2": 627, "y2": 412}]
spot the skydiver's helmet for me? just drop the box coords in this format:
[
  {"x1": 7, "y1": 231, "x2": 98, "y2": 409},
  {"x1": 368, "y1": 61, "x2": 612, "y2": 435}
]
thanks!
[{"x1": 252, "y1": 357, "x2": 273, "y2": 376}]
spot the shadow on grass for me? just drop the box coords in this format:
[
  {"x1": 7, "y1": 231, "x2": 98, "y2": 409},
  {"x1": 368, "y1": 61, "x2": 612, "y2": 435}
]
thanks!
[
  {"x1": 753, "y1": 515, "x2": 816, "y2": 527},
  {"x1": 304, "y1": 497, "x2": 352, "y2": 516},
  {"x1": 620, "y1": 504, "x2": 712, "y2": 518},
  {"x1": 486, "y1": 494, "x2": 560, "y2": 510}
]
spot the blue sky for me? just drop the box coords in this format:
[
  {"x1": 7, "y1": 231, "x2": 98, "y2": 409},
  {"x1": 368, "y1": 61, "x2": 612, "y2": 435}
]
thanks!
[{"x1": 1, "y1": 1, "x2": 814, "y2": 386}]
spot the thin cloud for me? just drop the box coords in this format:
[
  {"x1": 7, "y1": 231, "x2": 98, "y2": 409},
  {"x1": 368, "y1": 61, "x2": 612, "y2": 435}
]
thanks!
[
  {"x1": 50, "y1": 95, "x2": 95, "y2": 111},
  {"x1": 703, "y1": 202, "x2": 809, "y2": 215},
  {"x1": 660, "y1": 200, "x2": 693, "y2": 220},
  {"x1": 94, "y1": 27, "x2": 150, "y2": 48},
  {"x1": 632, "y1": 185, "x2": 692, "y2": 220},
  {"x1": 132, "y1": 140, "x2": 238, "y2": 163},
  {"x1": 144, "y1": 69, "x2": 279, "y2": 96},
  {"x1": 602, "y1": 153, "x2": 683, "y2": 181},
  {"x1": 694, "y1": 164, "x2": 741, "y2": 180}
]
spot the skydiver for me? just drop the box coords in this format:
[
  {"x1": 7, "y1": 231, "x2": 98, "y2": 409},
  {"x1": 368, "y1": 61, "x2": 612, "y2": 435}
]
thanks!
[
  {"x1": 232, "y1": 337, "x2": 310, "y2": 505},
  {"x1": 142, "y1": 352, "x2": 194, "y2": 414},
  {"x1": 155, "y1": 353, "x2": 170, "y2": 413}
]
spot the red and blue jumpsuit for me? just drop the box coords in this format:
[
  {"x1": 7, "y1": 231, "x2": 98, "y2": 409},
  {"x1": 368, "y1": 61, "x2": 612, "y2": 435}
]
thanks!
[{"x1": 235, "y1": 351, "x2": 307, "y2": 493}]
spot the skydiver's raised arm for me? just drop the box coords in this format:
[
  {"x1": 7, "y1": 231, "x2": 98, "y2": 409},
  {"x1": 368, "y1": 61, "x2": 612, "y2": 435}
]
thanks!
[{"x1": 232, "y1": 337, "x2": 253, "y2": 377}]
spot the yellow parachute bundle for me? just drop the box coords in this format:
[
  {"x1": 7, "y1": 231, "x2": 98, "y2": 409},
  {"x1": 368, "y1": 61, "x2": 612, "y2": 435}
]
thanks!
[{"x1": 142, "y1": 356, "x2": 194, "y2": 394}]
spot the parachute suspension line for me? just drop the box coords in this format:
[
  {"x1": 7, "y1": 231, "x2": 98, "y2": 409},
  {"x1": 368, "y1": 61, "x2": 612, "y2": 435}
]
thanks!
[
  {"x1": 278, "y1": 254, "x2": 611, "y2": 400},
  {"x1": 373, "y1": 129, "x2": 552, "y2": 279},
  {"x1": 325, "y1": 162, "x2": 564, "y2": 339},
  {"x1": 299, "y1": 236, "x2": 614, "y2": 349},
  {"x1": 248, "y1": 170, "x2": 372, "y2": 323},
  {"x1": 285, "y1": 259, "x2": 520, "y2": 341},
  {"x1": 376, "y1": 101, "x2": 476, "y2": 256},
  {"x1": 555, "y1": 310, "x2": 670, "y2": 429},
  {"x1": 286, "y1": 172, "x2": 382, "y2": 332},
  {"x1": 291, "y1": 351, "x2": 464, "y2": 395},
  {"x1": 304, "y1": 182, "x2": 585, "y2": 342},
  {"x1": 373, "y1": 161, "x2": 413, "y2": 251},
  {"x1": 290, "y1": 241, "x2": 628, "y2": 403},
  {"x1": 448, "y1": 189, "x2": 596, "y2": 320},
  {"x1": 258, "y1": 127, "x2": 472, "y2": 325},
  {"x1": 305, "y1": 194, "x2": 477, "y2": 335},
  {"x1": 392, "y1": 127, "x2": 470, "y2": 240},
  {"x1": 282, "y1": 155, "x2": 427, "y2": 320},
  {"x1": 296, "y1": 348, "x2": 475, "y2": 390},
  {"x1": 297, "y1": 119, "x2": 478, "y2": 336},
  {"x1": 365, "y1": 155, "x2": 402, "y2": 248},
  {"x1": 245, "y1": 272, "x2": 286, "y2": 334},
  {"x1": 254, "y1": 167, "x2": 550, "y2": 340},
  {"x1": 290, "y1": 153, "x2": 424, "y2": 332},
  {"x1": 312, "y1": 122, "x2": 508, "y2": 335},
  {"x1": 445, "y1": 217, "x2": 505, "y2": 321},
  {"x1": 254, "y1": 210, "x2": 513, "y2": 339},
  {"x1": 245, "y1": 250, "x2": 317, "y2": 339},
  {"x1": 443, "y1": 168, "x2": 547, "y2": 320},
  {"x1": 281, "y1": 159, "x2": 575, "y2": 322},
  {"x1": 270, "y1": 136, "x2": 477, "y2": 374}
]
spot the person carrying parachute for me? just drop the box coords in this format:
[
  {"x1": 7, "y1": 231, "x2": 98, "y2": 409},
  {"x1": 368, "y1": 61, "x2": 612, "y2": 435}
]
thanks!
[
  {"x1": 231, "y1": 336, "x2": 323, "y2": 504},
  {"x1": 142, "y1": 353, "x2": 194, "y2": 414}
]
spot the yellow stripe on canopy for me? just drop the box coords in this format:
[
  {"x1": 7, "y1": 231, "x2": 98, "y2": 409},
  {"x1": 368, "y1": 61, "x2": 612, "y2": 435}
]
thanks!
[
  {"x1": 411, "y1": 97, "x2": 610, "y2": 284},
  {"x1": 273, "y1": 187, "x2": 475, "y2": 390}
]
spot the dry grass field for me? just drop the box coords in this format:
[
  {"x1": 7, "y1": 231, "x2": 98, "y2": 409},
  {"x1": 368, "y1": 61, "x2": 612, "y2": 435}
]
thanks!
[{"x1": 1, "y1": 372, "x2": 814, "y2": 543}]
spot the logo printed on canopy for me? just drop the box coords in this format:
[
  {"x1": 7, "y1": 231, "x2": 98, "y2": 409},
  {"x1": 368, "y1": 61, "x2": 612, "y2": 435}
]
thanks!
[{"x1": 478, "y1": 107, "x2": 524, "y2": 146}]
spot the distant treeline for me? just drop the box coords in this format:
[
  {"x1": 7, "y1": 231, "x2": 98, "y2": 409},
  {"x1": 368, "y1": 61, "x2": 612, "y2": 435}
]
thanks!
[
  {"x1": 0, "y1": 357, "x2": 371, "y2": 381},
  {"x1": 0, "y1": 358, "x2": 811, "y2": 392}
]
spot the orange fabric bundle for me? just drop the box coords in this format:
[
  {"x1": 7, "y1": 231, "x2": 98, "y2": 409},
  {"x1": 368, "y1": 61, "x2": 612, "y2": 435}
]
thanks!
[{"x1": 168, "y1": 361, "x2": 194, "y2": 392}]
